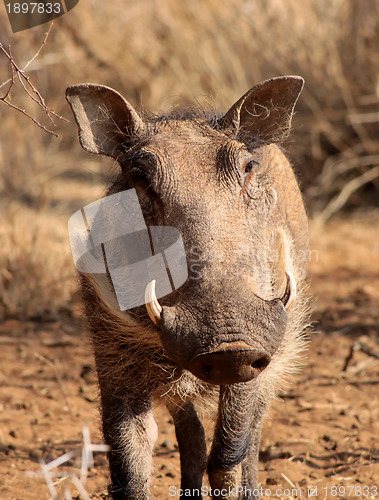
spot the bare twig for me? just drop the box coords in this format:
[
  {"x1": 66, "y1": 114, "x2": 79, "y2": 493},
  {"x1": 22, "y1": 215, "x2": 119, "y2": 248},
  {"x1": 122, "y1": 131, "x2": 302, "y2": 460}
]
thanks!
[
  {"x1": 280, "y1": 472, "x2": 297, "y2": 489},
  {"x1": 0, "y1": 97, "x2": 60, "y2": 136},
  {"x1": 0, "y1": 23, "x2": 68, "y2": 136},
  {"x1": 0, "y1": 22, "x2": 53, "y2": 91},
  {"x1": 317, "y1": 166, "x2": 379, "y2": 223},
  {"x1": 342, "y1": 342, "x2": 361, "y2": 372},
  {"x1": 33, "y1": 426, "x2": 110, "y2": 499}
]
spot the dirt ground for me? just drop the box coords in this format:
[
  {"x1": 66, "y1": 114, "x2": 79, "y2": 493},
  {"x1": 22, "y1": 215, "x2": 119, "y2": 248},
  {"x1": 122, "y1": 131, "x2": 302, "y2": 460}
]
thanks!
[{"x1": 0, "y1": 211, "x2": 378, "y2": 500}]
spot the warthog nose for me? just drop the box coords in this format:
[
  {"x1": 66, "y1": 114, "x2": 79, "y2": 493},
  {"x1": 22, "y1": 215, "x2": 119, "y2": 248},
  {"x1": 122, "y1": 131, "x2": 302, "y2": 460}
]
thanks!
[{"x1": 188, "y1": 343, "x2": 271, "y2": 385}]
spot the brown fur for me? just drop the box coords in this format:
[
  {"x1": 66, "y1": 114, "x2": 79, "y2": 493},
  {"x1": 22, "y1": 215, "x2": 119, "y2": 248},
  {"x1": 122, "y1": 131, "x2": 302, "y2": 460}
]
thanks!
[{"x1": 66, "y1": 76, "x2": 310, "y2": 499}]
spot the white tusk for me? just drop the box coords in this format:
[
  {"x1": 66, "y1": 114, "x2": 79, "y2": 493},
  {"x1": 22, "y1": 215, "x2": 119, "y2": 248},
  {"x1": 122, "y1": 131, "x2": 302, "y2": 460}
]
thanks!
[
  {"x1": 273, "y1": 228, "x2": 290, "y2": 298},
  {"x1": 145, "y1": 280, "x2": 162, "y2": 326},
  {"x1": 281, "y1": 270, "x2": 296, "y2": 311},
  {"x1": 269, "y1": 187, "x2": 278, "y2": 208}
]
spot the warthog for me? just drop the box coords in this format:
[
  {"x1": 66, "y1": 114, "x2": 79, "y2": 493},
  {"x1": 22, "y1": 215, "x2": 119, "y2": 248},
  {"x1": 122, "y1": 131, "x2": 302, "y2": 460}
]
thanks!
[{"x1": 66, "y1": 76, "x2": 309, "y2": 500}]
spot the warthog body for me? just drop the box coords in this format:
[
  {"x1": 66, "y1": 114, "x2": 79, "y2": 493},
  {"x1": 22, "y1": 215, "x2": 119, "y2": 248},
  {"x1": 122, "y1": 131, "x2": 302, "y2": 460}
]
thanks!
[{"x1": 66, "y1": 76, "x2": 309, "y2": 500}]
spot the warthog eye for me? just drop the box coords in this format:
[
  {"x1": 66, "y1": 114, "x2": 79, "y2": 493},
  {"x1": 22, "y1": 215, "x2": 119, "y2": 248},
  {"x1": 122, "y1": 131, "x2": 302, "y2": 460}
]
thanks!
[
  {"x1": 243, "y1": 159, "x2": 259, "y2": 175},
  {"x1": 130, "y1": 164, "x2": 150, "y2": 181},
  {"x1": 124, "y1": 152, "x2": 155, "y2": 182}
]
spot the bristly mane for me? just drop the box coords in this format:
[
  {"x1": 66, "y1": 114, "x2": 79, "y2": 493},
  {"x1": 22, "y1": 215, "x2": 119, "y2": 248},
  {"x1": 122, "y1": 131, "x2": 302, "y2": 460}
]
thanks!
[{"x1": 140, "y1": 103, "x2": 281, "y2": 150}]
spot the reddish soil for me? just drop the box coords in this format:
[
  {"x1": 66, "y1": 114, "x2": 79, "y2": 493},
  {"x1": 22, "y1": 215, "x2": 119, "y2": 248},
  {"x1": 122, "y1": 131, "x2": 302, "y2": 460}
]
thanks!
[{"x1": 0, "y1": 212, "x2": 378, "y2": 500}]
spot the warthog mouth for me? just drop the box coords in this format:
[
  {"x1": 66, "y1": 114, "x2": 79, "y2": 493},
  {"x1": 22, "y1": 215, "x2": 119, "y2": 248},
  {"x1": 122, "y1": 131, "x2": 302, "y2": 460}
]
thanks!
[
  {"x1": 144, "y1": 271, "x2": 296, "y2": 328},
  {"x1": 144, "y1": 279, "x2": 291, "y2": 385},
  {"x1": 187, "y1": 341, "x2": 271, "y2": 385}
]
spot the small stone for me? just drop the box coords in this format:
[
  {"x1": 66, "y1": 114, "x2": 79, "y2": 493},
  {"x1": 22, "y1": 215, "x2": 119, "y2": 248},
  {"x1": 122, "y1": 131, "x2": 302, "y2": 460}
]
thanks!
[
  {"x1": 161, "y1": 439, "x2": 172, "y2": 449},
  {"x1": 29, "y1": 449, "x2": 42, "y2": 461},
  {"x1": 266, "y1": 477, "x2": 277, "y2": 485}
]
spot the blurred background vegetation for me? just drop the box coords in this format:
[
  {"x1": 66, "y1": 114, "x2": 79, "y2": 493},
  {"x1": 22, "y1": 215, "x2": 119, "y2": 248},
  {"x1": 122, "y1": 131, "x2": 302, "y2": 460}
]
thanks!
[{"x1": 0, "y1": 0, "x2": 378, "y2": 320}]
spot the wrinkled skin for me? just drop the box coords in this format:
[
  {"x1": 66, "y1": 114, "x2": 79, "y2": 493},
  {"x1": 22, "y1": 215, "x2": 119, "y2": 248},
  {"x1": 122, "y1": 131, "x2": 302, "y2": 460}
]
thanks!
[{"x1": 67, "y1": 76, "x2": 309, "y2": 499}]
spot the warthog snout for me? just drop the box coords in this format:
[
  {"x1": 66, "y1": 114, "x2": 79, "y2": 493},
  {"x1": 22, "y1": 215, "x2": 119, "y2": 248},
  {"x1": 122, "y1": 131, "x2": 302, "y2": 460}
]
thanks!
[{"x1": 188, "y1": 342, "x2": 271, "y2": 385}]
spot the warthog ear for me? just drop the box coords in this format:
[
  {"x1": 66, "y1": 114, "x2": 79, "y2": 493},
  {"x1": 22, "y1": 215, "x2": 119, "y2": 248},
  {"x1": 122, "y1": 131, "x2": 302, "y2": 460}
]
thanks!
[
  {"x1": 219, "y1": 76, "x2": 304, "y2": 142},
  {"x1": 66, "y1": 84, "x2": 145, "y2": 158}
]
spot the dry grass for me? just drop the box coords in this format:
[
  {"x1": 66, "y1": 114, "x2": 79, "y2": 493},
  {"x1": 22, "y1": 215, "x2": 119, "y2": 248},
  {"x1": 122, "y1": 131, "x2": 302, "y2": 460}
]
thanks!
[
  {"x1": 0, "y1": 205, "x2": 74, "y2": 319},
  {"x1": 0, "y1": 0, "x2": 378, "y2": 319}
]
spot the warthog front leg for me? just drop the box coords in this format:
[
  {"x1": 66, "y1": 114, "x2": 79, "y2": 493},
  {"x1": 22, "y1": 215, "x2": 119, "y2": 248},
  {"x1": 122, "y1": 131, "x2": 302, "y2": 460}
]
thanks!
[
  {"x1": 167, "y1": 400, "x2": 207, "y2": 498},
  {"x1": 241, "y1": 418, "x2": 262, "y2": 497},
  {"x1": 208, "y1": 383, "x2": 261, "y2": 500},
  {"x1": 101, "y1": 392, "x2": 157, "y2": 500}
]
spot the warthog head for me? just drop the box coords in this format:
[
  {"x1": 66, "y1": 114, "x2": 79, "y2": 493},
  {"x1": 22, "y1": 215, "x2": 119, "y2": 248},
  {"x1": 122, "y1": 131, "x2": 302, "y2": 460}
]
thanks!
[{"x1": 67, "y1": 76, "x2": 308, "y2": 385}]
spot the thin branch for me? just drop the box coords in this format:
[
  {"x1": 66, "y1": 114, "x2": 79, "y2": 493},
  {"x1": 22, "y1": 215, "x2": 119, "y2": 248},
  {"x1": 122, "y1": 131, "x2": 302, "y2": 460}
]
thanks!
[
  {"x1": 25, "y1": 21, "x2": 53, "y2": 70},
  {"x1": 0, "y1": 23, "x2": 68, "y2": 136},
  {"x1": 0, "y1": 22, "x2": 53, "y2": 91},
  {"x1": 16, "y1": 71, "x2": 56, "y2": 125},
  {"x1": 0, "y1": 98, "x2": 60, "y2": 136}
]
